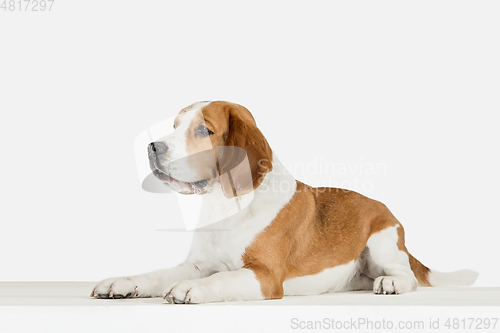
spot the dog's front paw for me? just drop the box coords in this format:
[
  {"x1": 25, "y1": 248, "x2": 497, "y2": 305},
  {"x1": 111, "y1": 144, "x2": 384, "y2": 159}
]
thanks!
[
  {"x1": 164, "y1": 280, "x2": 210, "y2": 304},
  {"x1": 91, "y1": 277, "x2": 138, "y2": 299}
]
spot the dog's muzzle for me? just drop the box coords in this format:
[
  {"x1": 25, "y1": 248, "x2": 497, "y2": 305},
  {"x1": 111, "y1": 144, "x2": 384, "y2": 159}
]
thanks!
[
  {"x1": 148, "y1": 142, "x2": 168, "y2": 158},
  {"x1": 147, "y1": 142, "x2": 210, "y2": 194}
]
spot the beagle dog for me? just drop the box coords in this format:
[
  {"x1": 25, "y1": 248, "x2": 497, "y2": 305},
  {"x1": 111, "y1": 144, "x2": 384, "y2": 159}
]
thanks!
[{"x1": 91, "y1": 101, "x2": 478, "y2": 303}]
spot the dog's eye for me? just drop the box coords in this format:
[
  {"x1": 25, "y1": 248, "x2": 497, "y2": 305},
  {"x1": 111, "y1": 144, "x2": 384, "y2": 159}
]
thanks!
[
  {"x1": 173, "y1": 124, "x2": 176, "y2": 129},
  {"x1": 197, "y1": 125, "x2": 214, "y2": 137}
]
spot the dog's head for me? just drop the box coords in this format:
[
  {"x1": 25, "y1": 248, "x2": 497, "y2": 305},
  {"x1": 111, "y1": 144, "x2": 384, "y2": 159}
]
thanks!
[{"x1": 148, "y1": 101, "x2": 273, "y2": 198}]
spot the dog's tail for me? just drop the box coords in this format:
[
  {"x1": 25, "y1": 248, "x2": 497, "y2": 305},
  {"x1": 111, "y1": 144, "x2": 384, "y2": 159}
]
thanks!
[{"x1": 408, "y1": 254, "x2": 478, "y2": 287}]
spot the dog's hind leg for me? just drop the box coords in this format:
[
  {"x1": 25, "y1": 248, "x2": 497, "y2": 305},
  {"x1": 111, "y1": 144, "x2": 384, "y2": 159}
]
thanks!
[
  {"x1": 345, "y1": 247, "x2": 380, "y2": 291},
  {"x1": 346, "y1": 272, "x2": 374, "y2": 291},
  {"x1": 365, "y1": 225, "x2": 418, "y2": 294}
]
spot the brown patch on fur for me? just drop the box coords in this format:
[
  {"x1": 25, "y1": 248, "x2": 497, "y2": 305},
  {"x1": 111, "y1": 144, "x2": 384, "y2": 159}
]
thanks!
[
  {"x1": 243, "y1": 181, "x2": 430, "y2": 299},
  {"x1": 409, "y1": 255, "x2": 431, "y2": 286},
  {"x1": 395, "y1": 226, "x2": 431, "y2": 286},
  {"x1": 180, "y1": 109, "x2": 218, "y2": 181},
  {"x1": 198, "y1": 101, "x2": 273, "y2": 198},
  {"x1": 184, "y1": 110, "x2": 213, "y2": 154}
]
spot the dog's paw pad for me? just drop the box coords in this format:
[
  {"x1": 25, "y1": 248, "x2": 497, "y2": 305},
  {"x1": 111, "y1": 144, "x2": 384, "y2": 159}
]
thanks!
[
  {"x1": 165, "y1": 281, "x2": 205, "y2": 304},
  {"x1": 91, "y1": 278, "x2": 138, "y2": 299},
  {"x1": 373, "y1": 276, "x2": 400, "y2": 295}
]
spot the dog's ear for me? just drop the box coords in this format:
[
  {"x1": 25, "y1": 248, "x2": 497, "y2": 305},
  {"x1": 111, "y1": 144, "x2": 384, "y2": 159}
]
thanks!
[{"x1": 216, "y1": 105, "x2": 273, "y2": 199}]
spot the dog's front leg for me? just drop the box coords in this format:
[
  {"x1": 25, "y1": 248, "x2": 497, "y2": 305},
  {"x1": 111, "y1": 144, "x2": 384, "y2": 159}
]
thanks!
[
  {"x1": 165, "y1": 268, "x2": 277, "y2": 304},
  {"x1": 91, "y1": 262, "x2": 222, "y2": 299}
]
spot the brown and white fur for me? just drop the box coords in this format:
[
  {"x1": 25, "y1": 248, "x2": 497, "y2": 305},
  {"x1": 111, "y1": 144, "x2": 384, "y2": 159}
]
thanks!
[{"x1": 91, "y1": 101, "x2": 478, "y2": 303}]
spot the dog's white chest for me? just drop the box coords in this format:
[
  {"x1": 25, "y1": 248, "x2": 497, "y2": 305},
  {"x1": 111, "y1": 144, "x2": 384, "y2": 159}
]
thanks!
[{"x1": 185, "y1": 156, "x2": 297, "y2": 270}]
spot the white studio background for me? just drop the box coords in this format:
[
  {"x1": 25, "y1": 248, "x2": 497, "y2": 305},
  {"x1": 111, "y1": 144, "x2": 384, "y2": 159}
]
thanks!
[{"x1": 0, "y1": 1, "x2": 499, "y2": 287}]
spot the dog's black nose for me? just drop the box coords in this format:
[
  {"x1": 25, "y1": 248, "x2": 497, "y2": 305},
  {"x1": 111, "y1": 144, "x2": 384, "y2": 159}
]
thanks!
[{"x1": 148, "y1": 142, "x2": 168, "y2": 155}]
